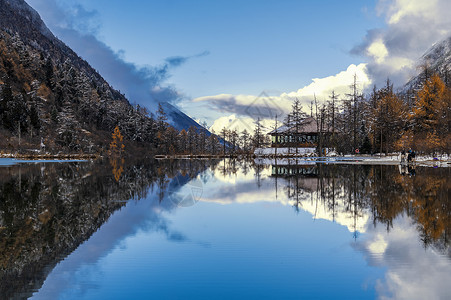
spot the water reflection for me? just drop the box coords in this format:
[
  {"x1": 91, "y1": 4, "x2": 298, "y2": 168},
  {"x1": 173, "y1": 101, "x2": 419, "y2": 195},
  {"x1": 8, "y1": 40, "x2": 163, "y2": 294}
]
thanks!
[
  {"x1": 200, "y1": 160, "x2": 450, "y2": 299},
  {"x1": 0, "y1": 159, "x2": 218, "y2": 299},
  {"x1": 0, "y1": 158, "x2": 449, "y2": 299},
  {"x1": 206, "y1": 160, "x2": 450, "y2": 252},
  {"x1": 266, "y1": 162, "x2": 450, "y2": 252}
]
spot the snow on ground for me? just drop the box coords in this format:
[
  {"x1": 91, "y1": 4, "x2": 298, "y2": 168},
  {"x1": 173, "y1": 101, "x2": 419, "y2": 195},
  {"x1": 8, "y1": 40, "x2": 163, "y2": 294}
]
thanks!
[
  {"x1": 254, "y1": 148, "x2": 450, "y2": 167},
  {"x1": 254, "y1": 147, "x2": 318, "y2": 156}
]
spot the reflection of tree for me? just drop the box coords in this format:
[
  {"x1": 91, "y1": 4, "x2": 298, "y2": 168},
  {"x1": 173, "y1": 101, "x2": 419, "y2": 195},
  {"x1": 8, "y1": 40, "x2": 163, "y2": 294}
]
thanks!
[
  {"x1": 270, "y1": 163, "x2": 450, "y2": 252},
  {"x1": 110, "y1": 157, "x2": 125, "y2": 182},
  {"x1": 156, "y1": 159, "x2": 221, "y2": 203},
  {"x1": 157, "y1": 165, "x2": 169, "y2": 203},
  {"x1": 410, "y1": 175, "x2": 450, "y2": 248},
  {"x1": 0, "y1": 160, "x2": 162, "y2": 298},
  {"x1": 368, "y1": 166, "x2": 408, "y2": 231},
  {"x1": 218, "y1": 158, "x2": 255, "y2": 181},
  {"x1": 109, "y1": 126, "x2": 126, "y2": 182},
  {"x1": 254, "y1": 161, "x2": 266, "y2": 188}
]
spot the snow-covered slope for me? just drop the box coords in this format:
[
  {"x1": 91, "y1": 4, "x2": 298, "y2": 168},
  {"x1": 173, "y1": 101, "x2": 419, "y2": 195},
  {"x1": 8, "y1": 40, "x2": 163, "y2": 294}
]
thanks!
[
  {"x1": 402, "y1": 36, "x2": 451, "y2": 93},
  {"x1": 422, "y1": 36, "x2": 451, "y2": 74},
  {"x1": 161, "y1": 102, "x2": 210, "y2": 134}
]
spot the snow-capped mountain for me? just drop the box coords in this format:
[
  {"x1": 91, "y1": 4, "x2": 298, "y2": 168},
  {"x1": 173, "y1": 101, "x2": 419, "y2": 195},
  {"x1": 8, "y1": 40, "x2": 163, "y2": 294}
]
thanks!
[
  {"x1": 402, "y1": 36, "x2": 451, "y2": 93},
  {"x1": 161, "y1": 102, "x2": 209, "y2": 133},
  {"x1": 422, "y1": 36, "x2": 451, "y2": 74}
]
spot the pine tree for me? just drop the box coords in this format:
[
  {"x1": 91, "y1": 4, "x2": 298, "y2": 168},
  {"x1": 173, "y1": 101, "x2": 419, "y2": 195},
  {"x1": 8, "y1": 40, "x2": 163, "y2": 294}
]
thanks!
[
  {"x1": 156, "y1": 103, "x2": 169, "y2": 153},
  {"x1": 291, "y1": 98, "x2": 306, "y2": 154},
  {"x1": 156, "y1": 103, "x2": 168, "y2": 133},
  {"x1": 1, "y1": 79, "x2": 14, "y2": 129},
  {"x1": 240, "y1": 129, "x2": 250, "y2": 153},
  {"x1": 229, "y1": 130, "x2": 239, "y2": 154},
  {"x1": 367, "y1": 81, "x2": 407, "y2": 154},
  {"x1": 29, "y1": 102, "x2": 40, "y2": 131},
  {"x1": 220, "y1": 127, "x2": 228, "y2": 155},
  {"x1": 252, "y1": 118, "x2": 265, "y2": 149},
  {"x1": 179, "y1": 129, "x2": 188, "y2": 154}
]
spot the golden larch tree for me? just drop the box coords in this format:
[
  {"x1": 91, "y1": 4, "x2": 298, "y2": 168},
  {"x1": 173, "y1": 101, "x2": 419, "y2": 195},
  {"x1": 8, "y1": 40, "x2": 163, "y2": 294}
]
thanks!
[{"x1": 109, "y1": 126, "x2": 125, "y2": 156}]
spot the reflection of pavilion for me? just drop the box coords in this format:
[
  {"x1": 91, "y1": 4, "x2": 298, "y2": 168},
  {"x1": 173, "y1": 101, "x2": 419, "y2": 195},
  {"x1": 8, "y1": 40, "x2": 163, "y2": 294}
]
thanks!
[
  {"x1": 271, "y1": 164, "x2": 318, "y2": 177},
  {"x1": 270, "y1": 163, "x2": 369, "y2": 234}
]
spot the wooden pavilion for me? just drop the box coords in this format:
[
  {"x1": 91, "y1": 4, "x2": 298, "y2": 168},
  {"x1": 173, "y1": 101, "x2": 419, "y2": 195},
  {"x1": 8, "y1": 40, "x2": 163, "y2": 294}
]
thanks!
[{"x1": 268, "y1": 117, "x2": 329, "y2": 148}]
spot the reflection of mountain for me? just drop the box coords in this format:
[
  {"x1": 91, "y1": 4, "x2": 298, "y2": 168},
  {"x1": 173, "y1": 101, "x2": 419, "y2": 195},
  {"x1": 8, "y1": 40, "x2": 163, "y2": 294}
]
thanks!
[{"x1": 0, "y1": 159, "x2": 219, "y2": 299}]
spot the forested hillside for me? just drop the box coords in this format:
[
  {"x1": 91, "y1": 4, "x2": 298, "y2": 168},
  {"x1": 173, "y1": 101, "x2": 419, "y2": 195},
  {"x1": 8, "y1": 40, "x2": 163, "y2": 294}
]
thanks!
[
  {"x1": 0, "y1": 0, "x2": 167, "y2": 154},
  {"x1": 0, "y1": 0, "x2": 220, "y2": 156}
]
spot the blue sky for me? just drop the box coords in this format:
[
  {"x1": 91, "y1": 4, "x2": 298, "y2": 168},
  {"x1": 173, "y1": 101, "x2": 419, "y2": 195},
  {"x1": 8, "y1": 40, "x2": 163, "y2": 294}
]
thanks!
[
  {"x1": 60, "y1": 0, "x2": 383, "y2": 97},
  {"x1": 27, "y1": 0, "x2": 451, "y2": 130}
]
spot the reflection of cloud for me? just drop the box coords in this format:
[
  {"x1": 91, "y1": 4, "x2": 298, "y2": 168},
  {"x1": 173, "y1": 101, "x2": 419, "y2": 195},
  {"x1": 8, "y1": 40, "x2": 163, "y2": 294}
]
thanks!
[
  {"x1": 206, "y1": 165, "x2": 371, "y2": 234},
  {"x1": 212, "y1": 162, "x2": 272, "y2": 184},
  {"x1": 356, "y1": 215, "x2": 451, "y2": 300},
  {"x1": 300, "y1": 197, "x2": 370, "y2": 234},
  {"x1": 201, "y1": 169, "x2": 287, "y2": 205}
]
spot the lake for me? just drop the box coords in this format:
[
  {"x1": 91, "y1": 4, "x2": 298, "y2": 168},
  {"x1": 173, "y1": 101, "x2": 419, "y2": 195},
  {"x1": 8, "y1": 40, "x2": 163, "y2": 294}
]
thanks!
[{"x1": 0, "y1": 158, "x2": 449, "y2": 299}]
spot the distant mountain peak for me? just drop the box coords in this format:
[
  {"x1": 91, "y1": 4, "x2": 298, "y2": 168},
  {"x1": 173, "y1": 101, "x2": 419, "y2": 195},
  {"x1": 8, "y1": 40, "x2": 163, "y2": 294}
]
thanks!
[
  {"x1": 402, "y1": 36, "x2": 451, "y2": 94},
  {"x1": 421, "y1": 36, "x2": 451, "y2": 71},
  {"x1": 160, "y1": 102, "x2": 210, "y2": 134}
]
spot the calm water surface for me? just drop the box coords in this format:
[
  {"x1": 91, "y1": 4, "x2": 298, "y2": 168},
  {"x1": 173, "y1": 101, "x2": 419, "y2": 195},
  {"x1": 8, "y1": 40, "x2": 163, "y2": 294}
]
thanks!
[{"x1": 0, "y1": 158, "x2": 449, "y2": 299}]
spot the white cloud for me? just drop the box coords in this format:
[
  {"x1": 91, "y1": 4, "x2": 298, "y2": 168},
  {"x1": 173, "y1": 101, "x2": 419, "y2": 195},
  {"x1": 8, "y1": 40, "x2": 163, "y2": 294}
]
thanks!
[
  {"x1": 281, "y1": 63, "x2": 370, "y2": 103},
  {"x1": 354, "y1": 0, "x2": 451, "y2": 87},
  {"x1": 378, "y1": 0, "x2": 439, "y2": 25},
  {"x1": 367, "y1": 39, "x2": 389, "y2": 64},
  {"x1": 195, "y1": 63, "x2": 371, "y2": 133},
  {"x1": 209, "y1": 114, "x2": 276, "y2": 134}
]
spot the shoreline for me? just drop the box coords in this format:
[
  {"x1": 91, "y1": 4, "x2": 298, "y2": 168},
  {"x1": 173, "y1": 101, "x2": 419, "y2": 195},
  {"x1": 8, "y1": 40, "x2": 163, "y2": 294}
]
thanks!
[
  {"x1": 253, "y1": 154, "x2": 450, "y2": 167},
  {"x1": 2, "y1": 153, "x2": 448, "y2": 167},
  {"x1": 0, "y1": 153, "x2": 100, "y2": 160}
]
